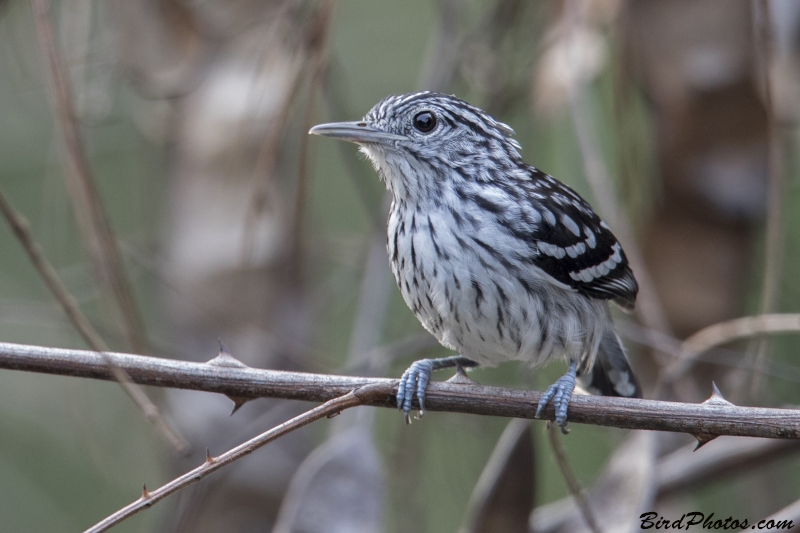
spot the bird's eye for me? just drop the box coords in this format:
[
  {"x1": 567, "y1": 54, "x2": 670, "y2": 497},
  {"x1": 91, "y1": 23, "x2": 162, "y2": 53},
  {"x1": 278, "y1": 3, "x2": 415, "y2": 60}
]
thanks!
[{"x1": 413, "y1": 111, "x2": 437, "y2": 133}]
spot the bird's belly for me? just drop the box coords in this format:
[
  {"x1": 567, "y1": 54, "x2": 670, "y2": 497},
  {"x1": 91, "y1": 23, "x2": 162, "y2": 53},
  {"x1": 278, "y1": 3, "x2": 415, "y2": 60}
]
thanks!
[{"x1": 392, "y1": 249, "x2": 607, "y2": 369}]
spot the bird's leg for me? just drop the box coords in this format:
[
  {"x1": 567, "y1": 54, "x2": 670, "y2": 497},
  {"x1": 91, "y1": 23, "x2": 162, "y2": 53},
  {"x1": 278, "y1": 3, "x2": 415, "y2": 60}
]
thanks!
[
  {"x1": 535, "y1": 360, "x2": 577, "y2": 434},
  {"x1": 397, "y1": 355, "x2": 478, "y2": 423}
]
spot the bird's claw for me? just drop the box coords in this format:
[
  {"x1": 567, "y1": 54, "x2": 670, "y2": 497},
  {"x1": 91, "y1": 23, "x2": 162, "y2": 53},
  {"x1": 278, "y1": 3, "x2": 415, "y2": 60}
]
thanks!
[
  {"x1": 535, "y1": 368, "x2": 577, "y2": 434},
  {"x1": 397, "y1": 359, "x2": 434, "y2": 423}
]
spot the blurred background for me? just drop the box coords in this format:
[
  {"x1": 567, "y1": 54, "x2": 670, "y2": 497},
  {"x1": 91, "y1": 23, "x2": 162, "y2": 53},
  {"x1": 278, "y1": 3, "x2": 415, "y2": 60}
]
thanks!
[{"x1": 0, "y1": 0, "x2": 799, "y2": 531}]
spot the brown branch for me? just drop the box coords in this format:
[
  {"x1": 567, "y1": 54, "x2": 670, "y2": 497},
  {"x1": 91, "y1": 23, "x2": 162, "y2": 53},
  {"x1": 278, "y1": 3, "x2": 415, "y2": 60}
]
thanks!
[
  {"x1": 2, "y1": 341, "x2": 800, "y2": 440},
  {"x1": 83, "y1": 385, "x2": 385, "y2": 533},
  {"x1": 0, "y1": 189, "x2": 188, "y2": 453},
  {"x1": 31, "y1": 0, "x2": 149, "y2": 354}
]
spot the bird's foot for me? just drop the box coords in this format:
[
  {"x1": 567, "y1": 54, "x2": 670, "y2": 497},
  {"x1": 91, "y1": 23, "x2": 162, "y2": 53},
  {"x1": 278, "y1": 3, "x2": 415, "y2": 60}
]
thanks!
[
  {"x1": 535, "y1": 361, "x2": 577, "y2": 434},
  {"x1": 397, "y1": 359, "x2": 434, "y2": 423}
]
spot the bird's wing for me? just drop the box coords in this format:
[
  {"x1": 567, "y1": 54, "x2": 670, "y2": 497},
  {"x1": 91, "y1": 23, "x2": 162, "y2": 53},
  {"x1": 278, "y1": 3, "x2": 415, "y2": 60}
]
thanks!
[{"x1": 513, "y1": 171, "x2": 638, "y2": 310}]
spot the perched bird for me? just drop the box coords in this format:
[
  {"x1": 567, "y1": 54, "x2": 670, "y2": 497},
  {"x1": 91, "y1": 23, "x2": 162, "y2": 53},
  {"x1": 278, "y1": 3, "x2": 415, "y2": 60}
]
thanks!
[{"x1": 310, "y1": 92, "x2": 641, "y2": 433}]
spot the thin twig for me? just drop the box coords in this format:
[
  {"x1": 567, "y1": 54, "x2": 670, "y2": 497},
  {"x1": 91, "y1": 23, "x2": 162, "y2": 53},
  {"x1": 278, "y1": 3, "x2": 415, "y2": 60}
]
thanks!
[
  {"x1": 546, "y1": 424, "x2": 603, "y2": 533},
  {"x1": 2, "y1": 341, "x2": 800, "y2": 439},
  {"x1": 662, "y1": 314, "x2": 800, "y2": 383},
  {"x1": 31, "y1": 0, "x2": 149, "y2": 354},
  {"x1": 83, "y1": 384, "x2": 385, "y2": 533},
  {"x1": 0, "y1": 189, "x2": 188, "y2": 453},
  {"x1": 746, "y1": 0, "x2": 786, "y2": 397}
]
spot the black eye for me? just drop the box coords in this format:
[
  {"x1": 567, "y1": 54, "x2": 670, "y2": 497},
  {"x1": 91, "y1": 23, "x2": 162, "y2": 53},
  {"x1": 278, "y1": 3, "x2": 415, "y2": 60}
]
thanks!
[{"x1": 413, "y1": 111, "x2": 437, "y2": 133}]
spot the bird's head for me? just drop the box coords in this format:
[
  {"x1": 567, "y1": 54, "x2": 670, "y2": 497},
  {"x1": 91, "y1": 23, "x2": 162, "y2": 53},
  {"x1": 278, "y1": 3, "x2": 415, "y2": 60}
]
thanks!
[{"x1": 310, "y1": 92, "x2": 522, "y2": 200}]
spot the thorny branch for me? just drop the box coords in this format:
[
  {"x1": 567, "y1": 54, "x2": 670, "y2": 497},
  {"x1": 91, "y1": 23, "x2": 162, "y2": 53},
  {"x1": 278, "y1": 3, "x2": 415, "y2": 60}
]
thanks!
[
  {"x1": 2, "y1": 341, "x2": 800, "y2": 441},
  {"x1": 84, "y1": 385, "x2": 386, "y2": 533}
]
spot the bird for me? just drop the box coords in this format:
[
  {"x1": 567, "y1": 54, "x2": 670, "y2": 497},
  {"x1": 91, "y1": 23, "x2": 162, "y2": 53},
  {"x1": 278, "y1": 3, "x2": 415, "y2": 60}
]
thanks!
[{"x1": 310, "y1": 92, "x2": 641, "y2": 433}]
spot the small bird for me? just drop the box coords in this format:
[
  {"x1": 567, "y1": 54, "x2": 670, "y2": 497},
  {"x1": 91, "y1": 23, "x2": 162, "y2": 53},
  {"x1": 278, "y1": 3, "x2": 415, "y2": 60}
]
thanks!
[{"x1": 310, "y1": 92, "x2": 641, "y2": 433}]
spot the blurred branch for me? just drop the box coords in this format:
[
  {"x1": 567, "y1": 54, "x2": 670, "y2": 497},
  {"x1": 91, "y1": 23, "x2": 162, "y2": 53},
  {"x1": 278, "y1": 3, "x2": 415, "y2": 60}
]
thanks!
[
  {"x1": 662, "y1": 314, "x2": 800, "y2": 383},
  {"x1": 546, "y1": 424, "x2": 602, "y2": 533},
  {"x1": 656, "y1": 437, "x2": 800, "y2": 499},
  {"x1": 290, "y1": 0, "x2": 334, "y2": 281},
  {"x1": 3, "y1": 341, "x2": 800, "y2": 440},
  {"x1": 31, "y1": 0, "x2": 149, "y2": 354},
  {"x1": 0, "y1": 189, "x2": 188, "y2": 453},
  {"x1": 746, "y1": 0, "x2": 786, "y2": 397},
  {"x1": 84, "y1": 385, "x2": 385, "y2": 533}
]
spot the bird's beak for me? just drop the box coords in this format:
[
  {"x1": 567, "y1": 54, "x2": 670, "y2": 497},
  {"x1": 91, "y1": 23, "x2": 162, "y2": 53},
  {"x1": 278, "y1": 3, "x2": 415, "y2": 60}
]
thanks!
[{"x1": 309, "y1": 121, "x2": 407, "y2": 144}]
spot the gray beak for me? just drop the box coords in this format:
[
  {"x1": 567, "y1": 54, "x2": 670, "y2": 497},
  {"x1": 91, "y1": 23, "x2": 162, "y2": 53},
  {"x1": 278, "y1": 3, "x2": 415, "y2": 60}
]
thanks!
[{"x1": 309, "y1": 121, "x2": 407, "y2": 143}]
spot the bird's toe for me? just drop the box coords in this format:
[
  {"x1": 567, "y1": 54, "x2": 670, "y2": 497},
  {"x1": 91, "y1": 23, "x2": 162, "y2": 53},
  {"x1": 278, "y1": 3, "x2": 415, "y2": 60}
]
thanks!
[
  {"x1": 397, "y1": 359, "x2": 434, "y2": 423},
  {"x1": 535, "y1": 364, "x2": 577, "y2": 434}
]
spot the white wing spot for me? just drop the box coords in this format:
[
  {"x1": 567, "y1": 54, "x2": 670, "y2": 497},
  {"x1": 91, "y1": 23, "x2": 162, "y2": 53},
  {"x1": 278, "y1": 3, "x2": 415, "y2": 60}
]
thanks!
[
  {"x1": 584, "y1": 227, "x2": 596, "y2": 249},
  {"x1": 561, "y1": 214, "x2": 581, "y2": 237},
  {"x1": 569, "y1": 242, "x2": 622, "y2": 283},
  {"x1": 539, "y1": 242, "x2": 567, "y2": 259}
]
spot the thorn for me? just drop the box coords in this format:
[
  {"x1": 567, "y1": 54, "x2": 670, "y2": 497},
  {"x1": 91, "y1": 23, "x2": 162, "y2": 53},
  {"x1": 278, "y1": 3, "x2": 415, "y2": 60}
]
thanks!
[
  {"x1": 693, "y1": 433, "x2": 718, "y2": 451},
  {"x1": 207, "y1": 346, "x2": 249, "y2": 368},
  {"x1": 326, "y1": 410, "x2": 341, "y2": 419},
  {"x1": 702, "y1": 382, "x2": 735, "y2": 407},
  {"x1": 226, "y1": 395, "x2": 250, "y2": 415},
  {"x1": 217, "y1": 338, "x2": 227, "y2": 354},
  {"x1": 142, "y1": 484, "x2": 151, "y2": 499},
  {"x1": 205, "y1": 448, "x2": 215, "y2": 464}
]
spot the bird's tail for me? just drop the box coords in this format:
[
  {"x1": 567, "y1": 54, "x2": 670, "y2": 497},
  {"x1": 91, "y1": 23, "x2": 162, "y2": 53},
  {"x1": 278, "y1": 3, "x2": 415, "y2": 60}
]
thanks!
[{"x1": 578, "y1": 329, "x2": 641, "y2": 398}]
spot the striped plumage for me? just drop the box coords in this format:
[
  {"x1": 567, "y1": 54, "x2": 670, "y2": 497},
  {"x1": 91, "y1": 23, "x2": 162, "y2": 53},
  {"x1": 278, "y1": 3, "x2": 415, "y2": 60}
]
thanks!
[{"x1": 311, "y1": 91, "x2": 641, "y2": 432}]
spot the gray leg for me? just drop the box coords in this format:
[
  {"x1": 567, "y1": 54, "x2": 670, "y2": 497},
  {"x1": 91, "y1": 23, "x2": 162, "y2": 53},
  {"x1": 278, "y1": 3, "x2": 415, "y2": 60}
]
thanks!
[
  {"x1": 397, "y1": 355, "x2": 477, "y2": 423},
  {"x1": 535, "y1": 360, "x2": 577, "y2": 434}
]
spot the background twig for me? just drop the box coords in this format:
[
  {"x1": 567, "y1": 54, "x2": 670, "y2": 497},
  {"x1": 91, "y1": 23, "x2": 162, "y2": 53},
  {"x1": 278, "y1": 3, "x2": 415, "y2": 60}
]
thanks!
[
  {"x1": 745, "y1": 0, "x2": 786, "y2": 397},
  {"x1": 0, "y1": 189, "x2": 188, "y2": 453},
  {"x1": 31, "y1": 0, "x2": 149, "y2": 354},
  {"x1": 546, "y1": 424, "x2": 602, "y2": 533}
]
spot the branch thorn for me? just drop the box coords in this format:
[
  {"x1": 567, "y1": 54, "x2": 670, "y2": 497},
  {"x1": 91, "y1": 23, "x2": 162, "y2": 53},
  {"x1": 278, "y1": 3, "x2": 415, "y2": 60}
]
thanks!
[
  {"x1": 141, "y1": 484, "x2": 150, "y2": 499},
  {"x1": 207, "y1": 343, "x2": 249, "y2": 369},
  {"x1": 226, "y1": 395, "x2": 251, "y2": 415},
  {"x1": 702, "y1": 382, "x2": 735, "y2": 407},
  {"x1": 692, "y1": 433, "x2": 718, "y2": 451}
]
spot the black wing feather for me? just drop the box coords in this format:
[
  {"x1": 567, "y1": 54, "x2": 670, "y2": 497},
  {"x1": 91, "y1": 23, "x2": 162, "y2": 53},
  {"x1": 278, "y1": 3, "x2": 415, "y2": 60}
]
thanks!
[{"x1": 514, "y1": 169, "x2": 639, "y2": 309}]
